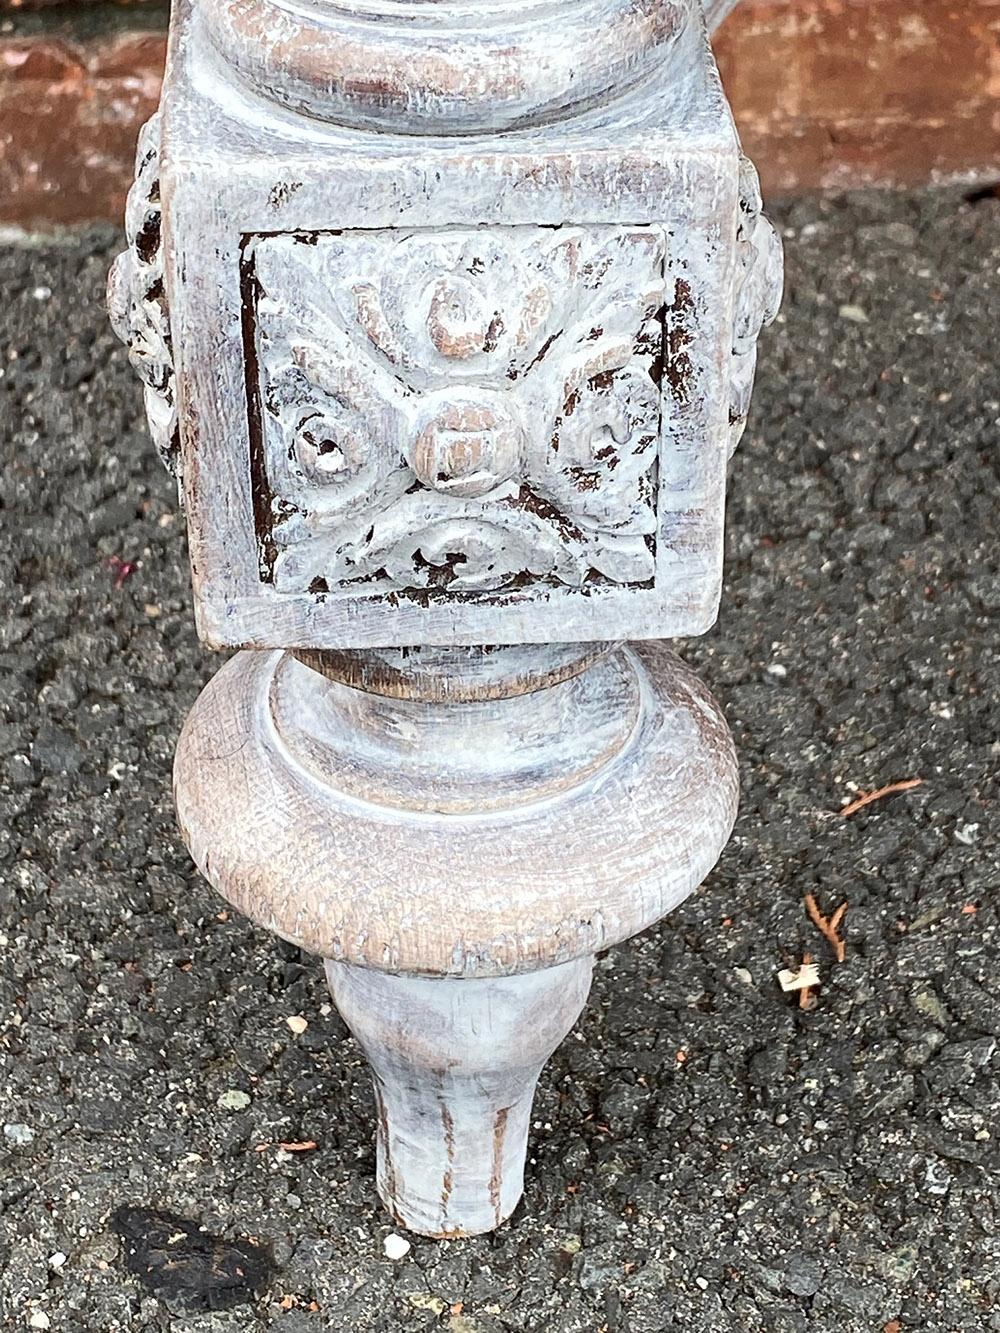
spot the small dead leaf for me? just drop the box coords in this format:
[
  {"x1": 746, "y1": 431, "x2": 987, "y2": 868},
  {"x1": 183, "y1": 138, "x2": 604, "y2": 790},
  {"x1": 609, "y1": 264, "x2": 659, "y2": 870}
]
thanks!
[
  {"x1": 114, "y1": 1206, "x2": 272, "y2": 1314},
  {"x1": 107, "y1": 555, "x2": 138, "y2": 590}
]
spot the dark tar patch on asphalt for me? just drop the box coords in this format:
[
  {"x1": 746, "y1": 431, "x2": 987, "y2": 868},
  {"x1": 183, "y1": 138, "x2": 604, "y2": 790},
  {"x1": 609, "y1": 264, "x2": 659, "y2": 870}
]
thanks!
[{"x1": 114, "y1": 1205, "x2": 274, "y2": 1313}]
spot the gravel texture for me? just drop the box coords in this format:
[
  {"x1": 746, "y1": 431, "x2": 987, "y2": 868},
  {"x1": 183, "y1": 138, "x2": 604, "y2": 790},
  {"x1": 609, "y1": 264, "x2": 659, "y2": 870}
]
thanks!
[{"x1": 1, "y1": 188, "x2": 999, "y2": 1332}]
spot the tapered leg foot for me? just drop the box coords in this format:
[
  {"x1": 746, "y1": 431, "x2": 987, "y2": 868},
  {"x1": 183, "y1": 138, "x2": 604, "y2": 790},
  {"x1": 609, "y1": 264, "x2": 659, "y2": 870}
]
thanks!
[{"x1": 326, "y1": 957, "x2": 594, "y2": 1236}]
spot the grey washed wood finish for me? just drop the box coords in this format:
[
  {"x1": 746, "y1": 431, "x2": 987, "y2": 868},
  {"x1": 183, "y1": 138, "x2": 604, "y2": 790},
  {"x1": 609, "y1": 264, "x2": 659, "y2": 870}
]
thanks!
[
  {"x1": 110, "y1": 0, "x2": 780, "y2": 1234},
  {"x1": 106, "y1": 115, "x2": 180, "y2": 480},
  {"x1": 327, "y1": 959, "x2": 594, "y2": 1235}
]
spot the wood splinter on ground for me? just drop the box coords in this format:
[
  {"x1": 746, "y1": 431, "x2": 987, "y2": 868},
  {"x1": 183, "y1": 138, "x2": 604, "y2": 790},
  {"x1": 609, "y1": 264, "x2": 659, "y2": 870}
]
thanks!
[
  {"x1": 778, "y1": 894, "x2": 849, "y2": 1009},
  {"x1": 777, "y1": 952, "x2": 821, "y2": 1010}
]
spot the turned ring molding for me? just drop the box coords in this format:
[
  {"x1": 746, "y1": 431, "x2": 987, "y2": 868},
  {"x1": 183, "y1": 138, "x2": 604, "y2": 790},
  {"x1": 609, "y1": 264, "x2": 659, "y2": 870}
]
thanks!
[
  {"x1": 174, "y1": 645, "x2": 739, "y2": 975},
  {"x1": 202, "y1": 0, "x2": 693, "y2": 132}
]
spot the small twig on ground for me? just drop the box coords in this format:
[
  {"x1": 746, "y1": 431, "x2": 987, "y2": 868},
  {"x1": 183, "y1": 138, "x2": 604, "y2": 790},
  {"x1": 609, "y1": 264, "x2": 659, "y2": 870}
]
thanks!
[
  {"x1": 838, "y1": 778, "x2": 923, "y2": 819},
  {"x1": 254, "y1": 1140, "x2": 317, "y2": 1153},
  {"x1": 798, "y1": 952, "x2": 817, "y2": 1011},
  {"x1": 804, "y1": 893, "x2": 848, "y2": 963}
]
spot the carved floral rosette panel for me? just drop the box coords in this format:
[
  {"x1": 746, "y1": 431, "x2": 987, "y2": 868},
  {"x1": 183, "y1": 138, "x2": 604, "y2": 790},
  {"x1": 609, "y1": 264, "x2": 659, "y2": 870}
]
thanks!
[{"x1": 243, "y1": 226, "x2": 666, "y2": 599}]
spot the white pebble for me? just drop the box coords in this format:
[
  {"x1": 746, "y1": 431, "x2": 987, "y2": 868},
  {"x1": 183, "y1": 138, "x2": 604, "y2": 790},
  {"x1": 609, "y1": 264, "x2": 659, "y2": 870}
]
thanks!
[
  {"x1": 29, "y1": 1313, "x2": 51, "y2": 1330},
  {"x1": 383, "y1": 1233, "x2": 411, "y2": 1261},
  {"x1": 216, "y1": 1089, "x2": 251, "y2": 1112},
  {"x1": 3, "y1": 1123, "x2": 34, "y2": 1146},
  {"x1": 48, "y1": 1253, "x2": 67, "y2": 1270},
  {"x1": 285, "y1": 1015, "x2": 308, "y2": 1035}
]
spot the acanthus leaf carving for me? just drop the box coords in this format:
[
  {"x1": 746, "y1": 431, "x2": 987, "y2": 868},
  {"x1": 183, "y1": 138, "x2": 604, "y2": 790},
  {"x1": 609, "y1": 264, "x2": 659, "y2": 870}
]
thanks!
[
  {"x1": 728, "y1": 154, "x2": 783, "y2": 454},
  {"x1": 107, "y1": 113, "x2": 181, "y2": 481}
]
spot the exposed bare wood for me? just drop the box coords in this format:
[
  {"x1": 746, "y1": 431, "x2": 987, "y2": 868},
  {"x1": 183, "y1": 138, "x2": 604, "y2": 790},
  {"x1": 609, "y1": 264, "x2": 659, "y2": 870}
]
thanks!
[{"x1": 174, "y1": 644, "x2": 739, "y2": 974}]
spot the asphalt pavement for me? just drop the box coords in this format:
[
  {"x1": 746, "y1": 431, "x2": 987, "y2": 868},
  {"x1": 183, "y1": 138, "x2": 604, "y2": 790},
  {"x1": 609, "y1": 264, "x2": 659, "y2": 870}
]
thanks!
[{"x1": 0, "y1": 187, "x2": 998, "y2": 1331}]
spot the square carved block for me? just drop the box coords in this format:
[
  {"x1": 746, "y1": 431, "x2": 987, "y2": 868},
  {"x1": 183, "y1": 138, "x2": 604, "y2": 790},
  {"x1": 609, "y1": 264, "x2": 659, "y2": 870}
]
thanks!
[{"x1": 164, "y1": 6, "x2": 740, "y2": 648}]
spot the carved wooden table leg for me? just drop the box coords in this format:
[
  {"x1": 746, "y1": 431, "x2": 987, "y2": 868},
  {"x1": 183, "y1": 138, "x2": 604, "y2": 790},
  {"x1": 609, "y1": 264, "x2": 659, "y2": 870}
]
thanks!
[{"x1": 109, "y1": 0, "x2": 781, "y2": 1236}]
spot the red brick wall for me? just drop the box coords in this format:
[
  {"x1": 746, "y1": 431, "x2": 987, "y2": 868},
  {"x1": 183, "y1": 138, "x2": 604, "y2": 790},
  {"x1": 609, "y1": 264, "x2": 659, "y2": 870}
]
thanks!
[
  {"x1": 714, "y1": 0, "x2": 1000, "y2": 194},
  {"x1": 1, "y1": 0, "x2": 999, "y2": 225},
  {"x1": 0, "y1": 33, "x2": 165, "y2": 226}
]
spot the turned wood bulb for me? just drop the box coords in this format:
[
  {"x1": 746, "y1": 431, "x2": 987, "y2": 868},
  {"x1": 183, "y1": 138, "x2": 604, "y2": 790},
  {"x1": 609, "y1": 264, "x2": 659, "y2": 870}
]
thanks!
[{"x1": 201, "y1": 0, "x2": 693, "y2": 131}]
